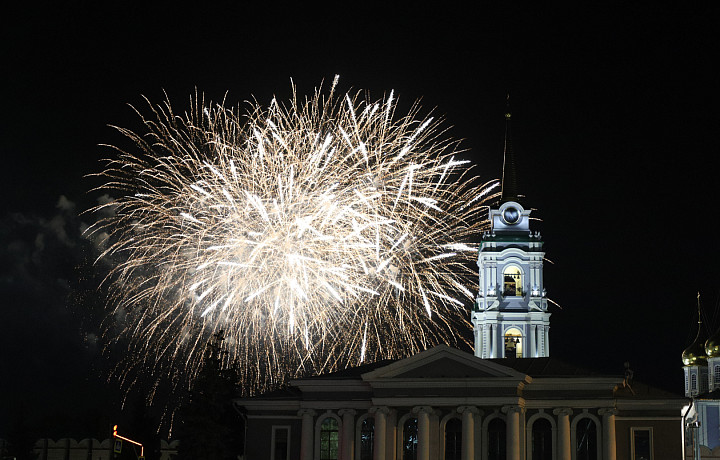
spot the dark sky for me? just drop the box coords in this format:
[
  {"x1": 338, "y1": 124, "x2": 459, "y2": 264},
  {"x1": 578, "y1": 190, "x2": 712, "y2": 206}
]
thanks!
[{"x1": 1, "y1": 2, "x2": 718, "y2": 441}]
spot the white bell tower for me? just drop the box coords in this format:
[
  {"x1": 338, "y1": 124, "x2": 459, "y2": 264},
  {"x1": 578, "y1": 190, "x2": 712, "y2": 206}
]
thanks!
[{"x1": 472, "y1": 96, "x2": 551, "y2": 359}]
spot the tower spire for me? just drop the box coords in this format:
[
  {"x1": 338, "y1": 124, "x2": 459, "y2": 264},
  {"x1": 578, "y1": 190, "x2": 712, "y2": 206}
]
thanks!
[
  {"x1": 691, "y1": 292, "x2": 706, "y2": 347},
  {"x1": 682, "y1": 292, "x2": 709, "y2": 396},
  {"x1": 500, "y1": 93, "x2": 519, "y2": 203}
]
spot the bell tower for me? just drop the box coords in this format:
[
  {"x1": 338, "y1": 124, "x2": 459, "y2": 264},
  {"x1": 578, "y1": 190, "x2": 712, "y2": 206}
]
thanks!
[{"x1": 472, "y1": 96, "x2": 551, "y2": 359}]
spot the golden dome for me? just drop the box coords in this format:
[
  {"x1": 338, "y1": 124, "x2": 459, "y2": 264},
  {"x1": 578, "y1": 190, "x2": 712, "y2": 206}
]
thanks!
[
  {"x1": 683, "y1": 338, "x2": 708, "y2": 366},
  {"x1": 684, "y1": 293, "x2": 708, "y2": 366},
  {"x1": 706, "y1": 328, "x2": 720, "y2": 358}
]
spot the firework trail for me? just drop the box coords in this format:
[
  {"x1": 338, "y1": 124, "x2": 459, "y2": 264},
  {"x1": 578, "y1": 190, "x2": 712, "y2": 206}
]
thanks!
[{"x1": 90, "y1": 78, "x2": 497, "y2": 395}]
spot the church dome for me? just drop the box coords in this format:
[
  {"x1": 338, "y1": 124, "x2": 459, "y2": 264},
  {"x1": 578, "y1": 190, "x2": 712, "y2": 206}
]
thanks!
[
  {"x1": 683, "y1": 334, "x2": 708, "y2": 366},
  {"x1": 684, "y1": 295, "x2": 709, "y2": 366},
  {"x1": 706, "y1": 328, "x2": 720, "y2": 358}
]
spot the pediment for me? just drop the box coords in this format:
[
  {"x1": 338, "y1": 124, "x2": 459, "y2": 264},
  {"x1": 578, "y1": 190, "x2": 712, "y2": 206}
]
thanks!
[{"x1": 361, "y1": 345, "x2": 529, "y2": 381}]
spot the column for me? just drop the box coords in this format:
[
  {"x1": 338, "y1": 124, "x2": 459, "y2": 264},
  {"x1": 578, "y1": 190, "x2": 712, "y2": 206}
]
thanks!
[
  {"x1": 490, "y1": 324, "x2": 496, "y2": 358},
  {"x1": 370, "y1": 406, "x2": 390, "y2": 460},
  {"x1": 339, "y1": 409, "x2": 356, "y2": 460},
  {"x1": 553, "y1": 408, "x2": 573, "y2": 460},
  {"x1": 430, "y1": 409, "x2": 440, "y2": 459},
  {"x1": 502, "y1": 405, "x2": 523, "y2": 460},
  {"x1": 483, "y1": 325, "x2": 489, "y2": 358},
  {"x1": 386, "y1": 409, "x2": 397, "y2": 460},
  {"x1": 599, "y1": 408, "x2": 617, "y2": 460},
  {"x1": 457, "y1": 406, "x2": 481, "y2": 460},
  {"x1": 529, "y1": 324, "x2": 536, "y2": 358},
  {"x1": 544, "y1": 326, "x2": 550, "y2": 356},
  {"x1": 413, "y1": 406, "x2": 433, "y2": 460},
  {"x1": 298, "y1": 409, "x2": 316, "y2": 460}
]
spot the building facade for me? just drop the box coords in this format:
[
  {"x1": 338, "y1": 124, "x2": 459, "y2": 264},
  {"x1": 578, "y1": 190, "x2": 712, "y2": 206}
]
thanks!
[
  {"x1": 238, "y1": 345, "x2": 685, "y2": 460},
  {"x1": 682, "y1": 299, "x2": 720, "y2": 459}
]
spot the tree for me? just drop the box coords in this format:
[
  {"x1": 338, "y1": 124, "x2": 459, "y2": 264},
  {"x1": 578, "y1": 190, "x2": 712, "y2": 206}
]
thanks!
[
  {"x1": 5, "y1": 409, "x2": 35, "y2": 460},
  {"x1": 175, "y1": 331, "x2": 244, "y2": 459}
]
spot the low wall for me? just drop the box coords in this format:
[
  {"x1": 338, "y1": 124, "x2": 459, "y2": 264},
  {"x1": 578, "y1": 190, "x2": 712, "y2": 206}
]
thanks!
[{"x1": 33, "y1": 438, "x2": 178, "y2": 460}]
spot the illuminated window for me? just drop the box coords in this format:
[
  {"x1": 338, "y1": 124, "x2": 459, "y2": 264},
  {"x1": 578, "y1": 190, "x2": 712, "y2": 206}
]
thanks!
[
  {"x1": 691, "y1": 373, "x2": 697, "y2": 391},
  {"x1": 504, "y1": 327, "x2": 523, "y2": 358},
  {"x1": 714, "y1": 366, "x2": 720, "y2": 384},
  {"x1": 531, "y1": 418, "x2": 552, "y2": 460},
  {"x1": 402, "y1": 418, "x2": 418, "y2": 460},
  {"x1": 576, "y1": 418, "x2": 597, "y2": 460},
  {"x1": 503, "y1": 266, "x2": 523, "y2": 296},
  {"x1": 320, "y1": 418, "x2": 339, "y2": 460},
  {"x1": 631, "y1": 427, "x2": 653, "y2": 460},
  {"x1": 487, "y1": 418, "x2": 506, "y2": 460},
  {"x1": 444, "y1": 418, "x2": 462, "y2": 460},
  {"x1": 271, "y1": 426, "x2": 290, "y2": 460},
  {"x1": 360, "y1": 417, "x2": 374, "y2": 460}
]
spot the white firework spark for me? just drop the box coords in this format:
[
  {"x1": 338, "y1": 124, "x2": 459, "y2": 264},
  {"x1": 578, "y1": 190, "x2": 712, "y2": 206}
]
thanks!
[{"x1": 90, "y1": 79, "x2": 498, "y2": 395}]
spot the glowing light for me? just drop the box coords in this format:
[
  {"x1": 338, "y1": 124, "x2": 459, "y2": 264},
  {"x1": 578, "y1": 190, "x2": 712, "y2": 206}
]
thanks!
[{"x1": 90, "y1": 79, "x2": 497, "y2": 395}]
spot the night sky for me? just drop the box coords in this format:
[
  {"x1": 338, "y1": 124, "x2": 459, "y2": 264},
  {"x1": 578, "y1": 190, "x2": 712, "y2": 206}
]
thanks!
[{"x1": 1, "y1": 3, "x2": 718, "y2": 442}]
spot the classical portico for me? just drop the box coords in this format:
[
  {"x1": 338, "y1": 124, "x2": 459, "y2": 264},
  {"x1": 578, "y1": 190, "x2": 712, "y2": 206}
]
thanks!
[{"x1": 239, "y1": 345, "x2": 685, "y2": 460}]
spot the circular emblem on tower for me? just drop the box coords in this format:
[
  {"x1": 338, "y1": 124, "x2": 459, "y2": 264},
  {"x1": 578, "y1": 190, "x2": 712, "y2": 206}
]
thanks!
[{"x1": 502, "y1": 206, "x2": 520, "y2": 225}]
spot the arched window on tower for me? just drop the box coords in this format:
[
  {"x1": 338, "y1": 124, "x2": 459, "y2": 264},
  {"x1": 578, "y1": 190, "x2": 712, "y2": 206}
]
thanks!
[
  {"x1": 691, "y1": 373, "x2": 697, "y2": 391},
  {"x1": 714, "y1": 365, "x2": 720, "y2": 388},
  {"x1": 360, "y1": 417, "x2": 374, "y2": 460},
  {"x1": 576, "y1": 418, "x2": 598, "y2": 460},
  {"x1": 531, "y1": 418, "x2": 553, "y2": 460},
  {"x1": 402, "y1": 417, "x2": 418, "y2": 460},
  {"x1": 503, "y1": 266, "x2": 523, "y2": 296},
  {"x1": 487, "y1": 418, "x2": 506, "y2": 460},
  {"x1": 504, "y1": 327, "x2": 523, "y2": 358},
  {"x1": 319, "y1": 417, "x2": 339, "y2": 460},
  {"x1": 444, "y1": 418, "x2": 462, "y2": 460}
]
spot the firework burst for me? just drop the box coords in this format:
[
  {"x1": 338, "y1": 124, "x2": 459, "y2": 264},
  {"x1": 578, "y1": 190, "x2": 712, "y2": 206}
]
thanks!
[{"x1": 90, "y1": 78, "x2": 497, "y2": 395}]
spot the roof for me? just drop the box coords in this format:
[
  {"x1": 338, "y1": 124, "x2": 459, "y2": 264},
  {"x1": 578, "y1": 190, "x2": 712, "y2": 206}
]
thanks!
[
  {"x1": 488, "y1": 357, "x2": 614, "y2": 378},
  {"x1": 299, "y1": 359, "x2": 398, "y2": 380},
  {"x1": 245, "y1": 385, "x2": 302, "y2": 400},
  {"x1": 240, "y1": 346, "x2": 685, "y2": 404},
  {"x1": 613, "y1": 380, "x2": 685, "y2": 400},
  {"x1": 293, "y1": 349, "x2": 616, "y2": 382}
]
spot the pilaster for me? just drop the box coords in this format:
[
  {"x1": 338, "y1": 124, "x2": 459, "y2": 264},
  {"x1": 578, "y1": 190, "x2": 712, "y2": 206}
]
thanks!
[
  {"x1": 413, "y1": 406, "x2": 433, "y2": 460},
  {"x1": 553, "y1": 408, "x2": 573, "y2": 460},
  {"x1": 369, "y1": 406, "x2": 390, "y2": 460},
  {"x1": 502, "y1": 405, "x2": 523, "y2": 460},
  {"x1": 457, "y1": 406, "x2": 481, "y2": 460},
  {"x1": 598, "y1": 408, "x2": 617, "y2": 460},
  {"x1": 338, "y1": 409, "x2": 356, "y2": 460},
  {"x1": 298, "y1": 409, "x2": 316, "y2": 460}
]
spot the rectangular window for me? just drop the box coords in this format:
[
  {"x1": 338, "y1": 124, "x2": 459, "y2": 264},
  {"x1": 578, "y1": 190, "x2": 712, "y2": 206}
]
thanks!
[
  {"x1": 630, "y1": 427, "x2": 653, "y2": 460},
  {"x1": 271, "y1": 426, "x2": 290, "y2": 460}
]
